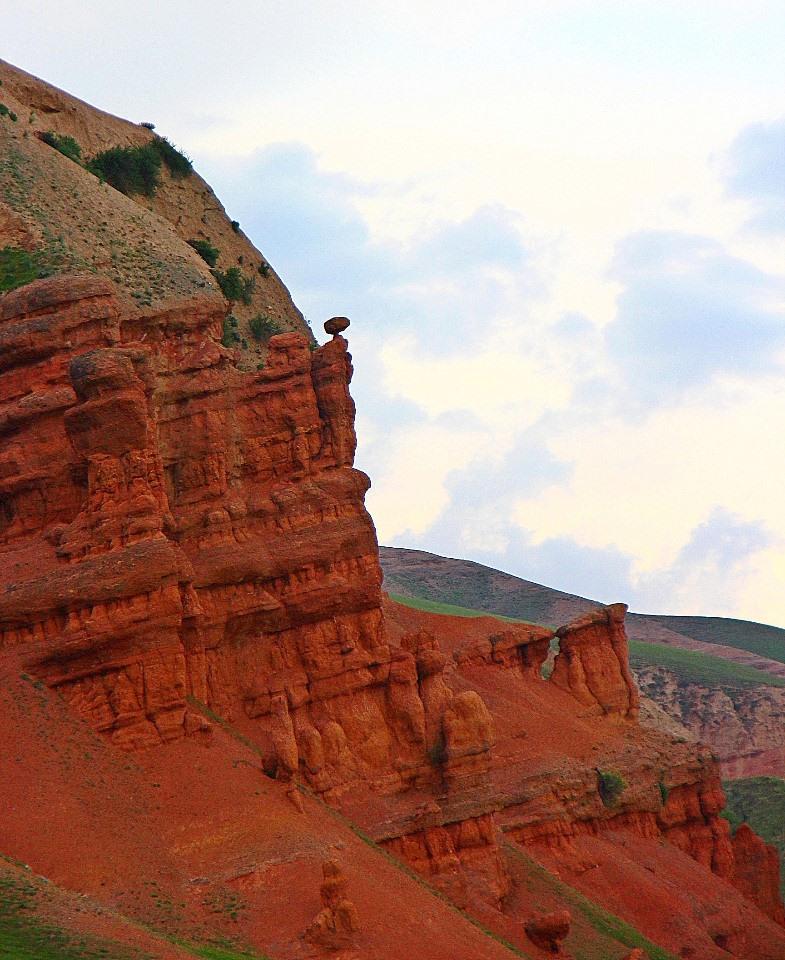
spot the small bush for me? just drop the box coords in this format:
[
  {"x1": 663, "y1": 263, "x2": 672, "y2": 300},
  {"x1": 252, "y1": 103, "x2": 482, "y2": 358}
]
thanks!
[
  {"x1": 150, "y1": 134, "x2": 192, "y2": 178},
  {"x1": 188, "y1": 238, "x2": 219, "y2": 267},
  {"x1": 140, "y1": 121, "x2": 156, "y2": 130},
  {"x1": 249, "y1": 313, "x2": 281, "y2": 341},
  {"x1": 230, "y1": 220, "x2": 240, "y2": 233},
  {"x1": 87, "y1": 144, "x2": 161, "y2": 196},
  {"x1": 597, "y1": 769, "x2": 626, "y2": 807},
  {"x1": 258, "y1": 261, "x2": 270, "y2": 277},
  {"x1": 212, "y1": 266, "x2": 254, "y2": 305},
  {"x1": 41, "y1": 131, "x2": 82, "y2": 163},
  {"x1": 658, "y1": 780, "x2": 669, "y2": 805},
  {"x1": 221, "y1": 316, "x2": 241, "y2": 347},
  {"x1": 0, "y1": 247, "x2": 52, "y2": 292},
  {"x1": 0, "y1": 103, "x2": 16, "y2": 121}
]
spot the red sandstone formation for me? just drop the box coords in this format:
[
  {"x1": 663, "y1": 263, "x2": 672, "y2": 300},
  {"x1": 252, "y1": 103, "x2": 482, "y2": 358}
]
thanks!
[
  {"x1": 524, "y1": 910, "x2": 571, "y2": 953},
  {"x1": 2, "y1": 61, "x2": 785, "y2": 960},
  {"x1": 304, "y1": 860, "x2": 360, "y2": 954},
  {"x1": 551, "y1": 604, "x2": 640, "y2": 720}
]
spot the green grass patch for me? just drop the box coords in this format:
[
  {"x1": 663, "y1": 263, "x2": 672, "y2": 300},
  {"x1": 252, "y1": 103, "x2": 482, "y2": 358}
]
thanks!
[
  {"x1": 629, "y1": 639, "x2": 785, "y2": 691},
  {"x1": 631, "y1": 614, "x2": 785, "y2": 665},
  {"x1": 188, "y1": 239, "x2": 220, "y2": 267},
  {"x1": 0, "y1": 247, "x2": 53, "y2": 292},
  {"x1": 597, "y1": 769, "x2": 626, "y2": 807},
  {"x1": 248, "y1": 314, "x2": 281, "y2": 341},
  {"x1": 87, "y1": 145, "x2": 161, "y2": 197},
  {"x1": 0, "y1": 872, "x2": 145, "y2": 959},
  {"x1": 722, "y1": 776, "x2": 785, "y2": 897},
  {"x1": 504, "y1": 844, "x2": 678, "y2": 960},
  {"x1": 40, "y1": 131, "x2": 82, "y2": 163},
  {"x1": 212, "y1": 267, "x2": 254, "y2": 305},
  {"x1": 388, "y1": 592, "x2": 530, "y2": 623},
  {"x1": 149, "y1": 135, "x2": 192, "y2": 178}
]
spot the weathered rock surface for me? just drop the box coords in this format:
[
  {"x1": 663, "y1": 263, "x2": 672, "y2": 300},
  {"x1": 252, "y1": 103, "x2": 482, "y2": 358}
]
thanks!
[
  {"x1": 636, "y1": 666, "x2": 785, "y2": 778},
  {"x1": 551, "y1": 604, "x2": 640, "y2": 720},
  {"x1": 2, "y1": 63, "x2": 785, "y2": 960},
  {"x1": 524, "y1": 910, "x2": 571, "y2": 953},
  {"x1": 304, "y1": 860, "x2": 360, "y2": 953}
]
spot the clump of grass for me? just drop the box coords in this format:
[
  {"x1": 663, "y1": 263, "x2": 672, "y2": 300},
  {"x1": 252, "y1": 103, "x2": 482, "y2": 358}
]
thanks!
[
  {"x1": 597, "y1": 769, "x2": 626, "y2": 807},
  {"x1": 86, "y1": 134, "x2": 192, "y2": 197},
  {"x1": 188, "y1": 238, "x2": 220, "y2": 267},
  {"x1": 40, "y1": 131, "x2": 82, "y2": 163},
  {"x1": 87, "y1": 144, "x2": 161, "y2": 197},
  {"x1": 658, "y1": 779, "x2": 669, "y2": 805},
  {"x1": 212, "y1": 267, "x2": 254, "y2": 305},
  {"x1": 0, "y1": 247, "x2": 52, "y2": 292},
  {"x1": 222, "y1": 316, "x2": 241, "y2": 347},
  {"x1": 248, "y1": 313, "x2": 281, "y2": 341},
  {"x1": 0, "y1": 103, "x2": 18, "y2": 121},
  {"x1": 149, "y1": 134, "x2": 192, "y2": 178}
]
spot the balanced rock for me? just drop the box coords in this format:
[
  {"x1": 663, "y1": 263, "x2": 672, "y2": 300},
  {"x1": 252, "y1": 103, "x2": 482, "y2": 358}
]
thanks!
[{"x1": 324, "y1": 316, "x2": 350, "y2": 337}]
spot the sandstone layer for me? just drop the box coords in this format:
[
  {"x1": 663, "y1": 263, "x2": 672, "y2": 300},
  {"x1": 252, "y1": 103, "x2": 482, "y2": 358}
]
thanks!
[{"x1": 2, "y1": 65, "x2": 785, "y2": 960}]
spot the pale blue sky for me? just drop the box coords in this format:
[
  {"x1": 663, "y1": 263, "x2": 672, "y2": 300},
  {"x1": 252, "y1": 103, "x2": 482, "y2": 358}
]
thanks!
[{"x1": 5, "y1": 2, "x2": 785, "y2": 622}]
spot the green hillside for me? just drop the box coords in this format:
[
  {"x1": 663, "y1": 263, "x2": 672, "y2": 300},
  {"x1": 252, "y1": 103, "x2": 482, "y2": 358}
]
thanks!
[
  {"x1": 723, "y1": 777, "x2": 785, "y2": 896},
  {"x1": 629, "y1": 640, "x2": 785, "y2": 692}
]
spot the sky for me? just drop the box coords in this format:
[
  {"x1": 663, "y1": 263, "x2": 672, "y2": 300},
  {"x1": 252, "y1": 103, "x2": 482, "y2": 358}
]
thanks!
[{"x1": 5, "y1": 1, "x2": 785, "y2": 623}]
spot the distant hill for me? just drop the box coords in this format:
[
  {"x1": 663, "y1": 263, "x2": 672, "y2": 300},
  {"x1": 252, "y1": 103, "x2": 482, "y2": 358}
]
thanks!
[
  {"x1": 381, "y1": 546, "x2": 785, "y2": 779},
  {"x1": 379, "y1": 546, "x2": 785, "y2": 664}
]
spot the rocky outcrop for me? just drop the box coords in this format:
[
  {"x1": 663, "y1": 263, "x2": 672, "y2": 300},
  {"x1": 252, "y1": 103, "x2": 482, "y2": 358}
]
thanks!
[
  {"x1": 551, "y1": 604, "x2": 640, "y2": 720},
  {"x1": 304, "y1": 860, "x2": 359, "y2": 954},
  {"x1": 636, "y1": 666, "x2": 785, "y2": 778},
  {"x1": 2, "y1": 273, "x2": 785, "y2": 959},
  {"x1": 0, "y1": 276, "x2": 428, "y2": 794},
  {"x1": 731, "y1": 824, "x2": 785, "y2": 925},
  {"x1": 524, "y1": 910, "x2": 571, "y2": 954},
  {"x1": 382, "y1": 812, "x2": 510, "y2": 910}
]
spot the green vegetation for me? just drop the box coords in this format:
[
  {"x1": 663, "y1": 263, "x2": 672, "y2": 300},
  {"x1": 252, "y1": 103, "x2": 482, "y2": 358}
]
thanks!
[
  {"x1": 40, "y1": 131, "x2": 82, "y2": 163},
  {"x1": 87, "y1": 144, "x2": 161, "y2": 197},
  {"x1": 597, "y1": 769, "x2": 626, "y2": 807},
  {"x1": 222, "y1": 316, "x2": 241, "y2": 347},
  {"x1": 723, "y1": 776, "x2": 785, "y2": 896},
  {"x1": 0, "y1": 104, "x2": 18, "y2": 122},
  {"x1": 658, "y1": 779, "x2": 669, "y2": 805},
  {"x1": 212, "y1": 267, "x2": 254, "y2": 305},
  {"x1": 249, "y1": 313, "x2": 281, "y2": 341},
  {"x1": 629, "y1": 639, "x2": 785, "y2": 691},
  {"x1": 387, "y1": 591, "x2": 530, "y2": 623},
  {"x1": 0, "y1": 247, "x2": 52, "y2": 292},
  {"x1": 631, "y1": 614, "x2": 785, "y2": 665},
  {"x1": 86, "y1": 135, "x2": 191, "y2": 197},
  {"x1": 188, "y1": 238, "x2": 220, "y2": 267},
  {"x1": 230, "y1": 220, "x2": 240, "y2": 233},
  {"x1": 149, "y1": 135, "x2": 192, "y2": 178},
  {"x1": 0, "y1": 871, "x2": 144, "y2": 959},
  {"x1": 505, "y1": 844, "x2": 678, "y2": 960},
  {"x1": 257, "y1": 261, "x2": 270, "y2": 277}
]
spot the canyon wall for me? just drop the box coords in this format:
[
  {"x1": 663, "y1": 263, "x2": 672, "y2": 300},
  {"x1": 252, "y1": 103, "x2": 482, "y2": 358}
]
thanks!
[
  {"x1": 2, "y1": 274, "x2": 785, "y2": 958},
  {"x1": 636, "y1": 665, "x2": 785, "y2": 779}
]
